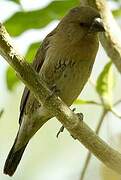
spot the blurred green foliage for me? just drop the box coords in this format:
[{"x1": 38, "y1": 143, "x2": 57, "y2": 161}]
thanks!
[
  {"x1": 113, "y1": 9, "x2": 121, "y2": 17},
  {"x1": 6, "y1": 67, "x2": 19, "y2": 90},
  {"x1": 25, "y1": 42, "x2": 41, "y2": 63},
  {"x1": 3, "y1": 0, "x2": 121, "y2": 91},
  {"x1": 6, "y1": 42, "x2": 41, "y2": 90},
  {"x1": 6, "y1": 0, "x2": 21, "y2": 4},
  {"x1": 96, "y1": 62, "x2": 113, "y2": 107},
  {"x1": 74, "y1": 99, "x2": 99, "y2": 105}
]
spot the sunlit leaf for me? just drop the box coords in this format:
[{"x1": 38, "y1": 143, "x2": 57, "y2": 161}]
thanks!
[
  {"x1": 96, "y1": 62, "x2": 113, "y2": 107},
  {"x1": 6, "y1": 42, "x2": 41, "y2": 91},
  {"x1": 6, "y1": 67, "x2": 20, "y2": 91},
  {"x1": 112, "y1": 8, "x2": 121, "y2": 17},
  {"x1": 74, "y1": 99, "x2": 99, "y2": 105},
  {"x1": 4, "y1": 0, "x2": 80, "y2": 36},
  {"x1": 6, "y1": 0, "x2": 20, "y2": 4},
  {"x1": 25, "y1": 42, "x2": 41, "y2": 63}
]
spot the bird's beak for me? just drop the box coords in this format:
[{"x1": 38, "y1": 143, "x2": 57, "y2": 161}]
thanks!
[{"x1": 89, "y1": 17, "x2": 105, "y2": 32}]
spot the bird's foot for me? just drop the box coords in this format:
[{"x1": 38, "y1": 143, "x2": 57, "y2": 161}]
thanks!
[
  {"x1": 56, "y1": 113, "x2": 83, "y2": 139},
  {"x1": 71, "y1": 112, "x2": 83, "y2": 140},
  {"x1": 56, "y1": 125, "x2": 64, "y2": 138},
  {"x1": 76, "y1": 112, "x2": 83, "y2": 121}
]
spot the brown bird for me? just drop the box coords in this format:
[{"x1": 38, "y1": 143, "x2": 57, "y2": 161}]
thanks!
[{"x1": 4, "y1": 6, "x2": 105, "y2": 176}]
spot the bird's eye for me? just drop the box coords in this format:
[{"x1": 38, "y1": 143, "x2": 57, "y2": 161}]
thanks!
[
  {"x1": 80, "y1": 22, "x2": 85, "y2": 27},
  {"x1": 80, "y1": 22, "x2": 89, "y2": 28}
]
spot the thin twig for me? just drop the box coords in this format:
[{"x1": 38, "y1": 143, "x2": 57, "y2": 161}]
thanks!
[
  {"x1": 110, "y1": 108, "x2": 121, "y2": 119},
  {"x1": 80, "y1": 152, "x2": 92, "y2": 180},
  {"x1": 80, "y1": 109, "x2": 107, "y2": 180},
  {"x1": 114, "y1": 99, "x2": 121, "y2": 106}
]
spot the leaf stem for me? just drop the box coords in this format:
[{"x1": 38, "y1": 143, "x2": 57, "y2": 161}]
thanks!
[{"x1": 110, "y1": 108, "x2": 121, "y2": 119}]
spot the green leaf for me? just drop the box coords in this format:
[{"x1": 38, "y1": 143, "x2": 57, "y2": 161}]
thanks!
[
  {"x1": 74, "y1": 99, "x2": 99, "y2": 105},
  {"x1": 112, "y1": 8, "x2": 121, "y2": 17},
  {"x1": 0, "y1": 109, "x2": 4, "y2": 119},
  {"x1": 6, "y1": 0, "x2": 20, "y2": 4},
  {"x1": 25, "y1": 42, "x2": 41, "y2": 63},
  {"x1": 4, "y1": 0, "x2": 80, "y2": 36},
  {"x1": 96, "y1": 62, "x2": 113, "y2": 107},
  {"x1": 6, "y1": 42, "x2": 41, "y2": 91},
  {"x1": 6, "y1": 67, "x2": 20, "y2": 91}
]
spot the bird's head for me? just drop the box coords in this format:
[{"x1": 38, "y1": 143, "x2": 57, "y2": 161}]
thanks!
[{"x1": 58, "y1": 6, "x2": 105, "y2": 41}]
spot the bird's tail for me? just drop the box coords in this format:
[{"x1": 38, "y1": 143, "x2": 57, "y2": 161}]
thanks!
[
  {"x1": 4, "y1": 115, "x2": 50, "y2": 176},
  {"x1": 3, "y1": 136, "x2": 28, "y2": 176}
]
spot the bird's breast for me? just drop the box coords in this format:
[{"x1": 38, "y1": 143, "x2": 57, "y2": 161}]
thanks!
[{"x1": 40, "y1": 37, "x2": 98, "y2": 106}]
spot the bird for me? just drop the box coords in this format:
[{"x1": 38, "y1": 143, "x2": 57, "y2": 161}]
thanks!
[{"x1": 4, "y1": 6, "x2": 105, "y2": 176}]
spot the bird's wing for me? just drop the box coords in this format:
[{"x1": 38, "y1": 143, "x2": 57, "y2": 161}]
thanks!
[{"x1": 19, "y1": 30, "x2": 56, "y2": 124}]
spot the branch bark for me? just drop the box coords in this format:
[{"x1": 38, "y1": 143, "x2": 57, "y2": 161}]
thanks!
[
  {"x1": 81, "y1": 0, "x2": 121, "y2": 73},
  {"x1": 1, "y1": 24, "x2": 121, "y2": 175}
]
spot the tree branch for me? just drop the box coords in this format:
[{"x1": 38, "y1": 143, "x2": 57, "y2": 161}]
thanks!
[
  {"x1": 80, "y1": 109, "x2": 108, "y2": 180},
  {"x1": 82, "y1": 0, "x2": 121, "y2": 73},
  {"x1": 1, "y1": 24, "x2": 121, "y2": 175}
]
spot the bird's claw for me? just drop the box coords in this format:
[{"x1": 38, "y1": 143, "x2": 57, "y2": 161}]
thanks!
[
  {"x1": 76, "y1": 112, "x2": 83, "y2": 121},
  {"x1": 70, "y1": 113, "x2": 83, "y2": 140},
  {"x1": 56, "y1": 125, "x2": 64, "y2": 138},
  {"x1": 72, "y1": 107, "x2": 76, "y2": 112},
  {"x1": 71, "y1": 134, "x2": 77, "y2": 140}
]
